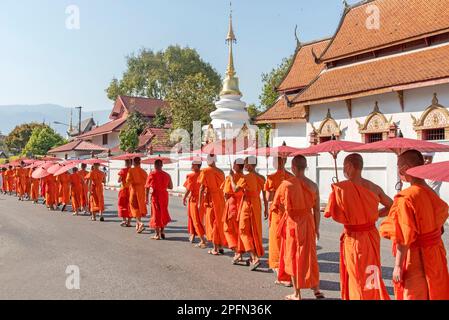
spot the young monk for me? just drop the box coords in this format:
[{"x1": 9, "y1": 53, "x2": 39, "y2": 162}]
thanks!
[
  {"x1": 57, "y1": 171, "x2": 71, "y2": 212},
  {"x1": 78, "y1": 163, "x2": 89, "y2": 214},
  {"x1": 266, "y1": 157, "x2": 293, "y2": 286},
  {"x1": 29, "y1": 169, "x2": 40, "y2": 204},
  {"x1": 325, "y1": 153, "x2": 392, "y2": 300},
  {"x1": 69, "y1": 167, "x2": 83, "y2": 216},
  {"x1": 6, "y1": 166, "x2": 14, "y2": 195},
  {"x1": 126, "y1": 157, "x2": 148, "y2": 233},
  {"x1": 86, "y1": 163, "x2": 106, "y2": 221},
  {"x1": 380, "y1": 150, "x2": 449, "y2": 300},
  {"x1": 16, "y1": 162, "x2": 28, "y2": 201},
  {"x1": 198, "y1": 154, "x2": 227, "y2": 255},
  {"x1": 146, "y1": 159, "x2": 173, "y2": 240},
  {"x1": 183, "y1": 160, "x2": 207, "y2": 247},
  {"x1": 230, "y1": 156, "x2": 268, "y2": 271},
  {"x1": 223, "y1": 159, "x2": 245, "y2": 264},
  {"x1": 1, "y1": 167, "x2": 7, "y2": 194},
  {"x1": 25, "y1": 167, "x2": 32, "y2": 200},
  {"x1": 118, "y1": 159, "x2": 132, "y2": 227},
  {"x1": 44, "y1": 174, "x2": 57, "y2": 211},
  {"x1": 273, "y1": 155, "x2": 324, "y2": 300}
]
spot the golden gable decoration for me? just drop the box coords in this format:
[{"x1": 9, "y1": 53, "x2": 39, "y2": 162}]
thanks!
[
  {"x1": 411, "y1": 93, "x2": 449, "y2": 140},
  {"x1": 310, "y1": 109, "x2": 342, "y2": 144}
]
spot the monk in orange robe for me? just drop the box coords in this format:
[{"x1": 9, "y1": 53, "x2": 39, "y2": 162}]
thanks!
[
  {"x1": 183, "y1": 160, "x2": 207, "y2": 247},
  {"x1": 223, "y1": 159, "x2": 245, "y2": 263},
  {"x1": 146, "y1": 159, "x2": 173, "y2": 240},
  {"x1": 1, "y1": 168, "x2": 7, "y2": 194},
  {"x1": 266, "y1": 157, "x2": 293, "y2": 286},
  {"x1": 380, "y1": 150, "x2": 449, "y2": 300},
  {"x1": 69, "y1": 167, "x2": 83, "y2": 216},
  {"x1": 325, "y1": 154, "x2": 392, "y2": 300},
  {"x1": 78, "y1": 163, "x2": 89, "y2": 213},
  {"x1": 86, "y1": 163, "x2": 106, "y2": 221},
  {"x1": 29, "y1": 169, "x2": 40, "y2": 204},
  {"x1": 198, "y1": 154, "x2": 227, "y2": 255},
  {"x1": 274, "y1": 155, "x2": 323, "y2": 300},
  {"x1": 126, "y1": 157, "x2": 148, "y2": 233},
  {"x1": 118, "y1": 160, "x2": 132, "y2": 227},
  {"x1": 25, "y1": 168, "x2": 32, "y2": 200},
  {"x1": 44, "y1": 174, "x2": 57, "y2": 210},
  {"x1": 16, "y1": 163, "x2": 28, "y2": 201},
  {"x1": 6, "y1": 166, "x2": 15, "y2": 195},
  {"x1": 57, "y1": 171, "x2": 71, "y2": 212},
  {"x1": 230, "y1": 156, "x2": 268, "y2": 271}
]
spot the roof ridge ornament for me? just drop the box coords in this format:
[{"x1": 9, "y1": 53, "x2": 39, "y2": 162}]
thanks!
[
  {"x1": 374, "y1": 101, "x2": 380, "y2": 113},
  {"x1": 294, "y1": 25, "x2": 301, "y2": 47},
  {"x1": 432, "y1": 93, "x2": 439, "y2": 105},
  {"x1": 342, "y1": 0, "x2": 350, "y2": 10}
]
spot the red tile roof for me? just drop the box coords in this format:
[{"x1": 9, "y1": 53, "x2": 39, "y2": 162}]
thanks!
[
  {"x1": 139, "y1": 127, "x2": 172, "y2": 153},
  {"x1": 293, "y1": 44, "x2": 449, "y2": 105},
  {"x1": 48, "y1": 140, "x2": 107, "y2": 154},
  {"x1": 277, "y1": 39, "x2": 330, "y2": 92},
  {"x1": 77, "y1": 117, "x2": 127, "y2": 139},
  {"x1": 254, "y1": 95, "x2": 308, "y2": 124},
  {"x1": 110, "y1": 96, "x2": 169, "y2": 120},
  {"x1": 320, "y1": 0, "x2": 449, "y2": 62}
]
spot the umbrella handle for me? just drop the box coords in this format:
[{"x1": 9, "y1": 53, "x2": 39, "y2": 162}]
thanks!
[
  {"x1": 395, "y1": 180, "x2": 403, "y2": 192},
  {"x1": 332, "y1": 176, "x2": 339, "y2": 184}
]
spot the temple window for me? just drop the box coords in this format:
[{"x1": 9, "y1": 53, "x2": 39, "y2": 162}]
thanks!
[
  {"x1": 311, "y1": 109, "x2": 341, "y2": 145},
  {"x1": 357, "y1": 102, "x2": 395, "y2": 143},
  {"x1": 412, "y1": 93, "x2": 449, "y2": 141}
]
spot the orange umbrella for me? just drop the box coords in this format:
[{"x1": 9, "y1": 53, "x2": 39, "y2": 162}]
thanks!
[
  {"x1": 31, "y1": 162, "x2": 54, "y2": 179},
  {"x1": 142, "y1": 156, "x2": 176, "y2": 165},
  {"x1": 54, "y1": 163, "x2": 79, "y2": 176},
  {"x1": 39, "y1": 156, "x2": 62, "y2": 161},
  {"x1": 407, "y1": 161, "x2": 449, "y2": 182},
  {"x1": 292, "y1": 140, "x2": 365, "y2": 182},
  {"x1": 81, "y1": 159, "x2": 109, "y2": 165}
]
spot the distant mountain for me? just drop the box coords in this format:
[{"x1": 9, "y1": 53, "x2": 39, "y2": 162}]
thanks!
[{"x1": 0, "y1": 104, "x2": 111, "y2": 136}]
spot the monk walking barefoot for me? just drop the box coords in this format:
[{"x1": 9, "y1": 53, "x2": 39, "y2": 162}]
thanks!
[
  {"x1": 57, "y1": 171, "x2": 71, "y2": 212},
  {"x1": 325, "y1": 154, "x2": 392, "y2": 300},
  {"x1": 230, "y1": 156, "x2": 268, "y2": 271},
  {"x1": 126, "y1": 157, "x2": 148, "y2": 234},
  {"x1": 146, "y1": 160, "x2": 172, "y2": 240},
  {"x1": 183, "y1": 160, "x2": 207, "y2": 247},
  {"x1": 29, "y1": 169, "x2": 40, "y2": 204},
  {"x1": 86, "y1": 163, "x2": 106, "y2": 221},
  {"x1": 198, "y1": 154, "x2": 227, "y2": 255},
  {"x1": 266, "y1": 157, "x2": 293, "y2": 286},
  {"x1": 276, "y1": 155, "x2": 323, "y2": 300},
  {"x1": 44, "y1": 174, "x2": 57, "y2": 211},
  {"x1": 118, "y1": 160, "x2": 132, "y2": 227},
  {"x1": 78, "y1": 163, "x2": 89, "y2": 214},
  {"x1": 380, "y1": 150, "x2": 449, "y2": 300},
  {"x1": 69, "y1": 167, "x2": 83, "y2": 216}
]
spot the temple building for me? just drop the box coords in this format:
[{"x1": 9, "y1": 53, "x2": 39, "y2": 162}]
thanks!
[
  {"x1": 255, "y1": 0, "x2": 449, "y2": 202},
  {"x1": 203, "y1": 7, "x2": 256, "y2": 144}
]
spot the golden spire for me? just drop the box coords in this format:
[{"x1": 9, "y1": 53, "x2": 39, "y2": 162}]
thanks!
[{"x1": 221, "y1": 1, "x2": 241, "y2": 96}]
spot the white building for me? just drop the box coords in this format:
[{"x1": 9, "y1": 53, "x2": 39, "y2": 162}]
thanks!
[{"x1": 255, "y1": 0, "x2": 449, "y2": 203}]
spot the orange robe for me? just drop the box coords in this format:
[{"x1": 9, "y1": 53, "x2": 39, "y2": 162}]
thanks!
[
  {"x1": 379, "y1": 184, "x2": 449, "y2": 300},
  {"x1": 57, "y1": 172, "x2": 71, "y2": 205},
  {"x1": 78, "y1": 169, "x2": 89, "y2": 208},
  {"x1": 29, "y1": 173, "x2": 40, "y2": 202},
  {"x1": 184, "y1": 172, "x2": 205, "y2": 237},
  {"x1": 70, "y1": 173, "x2": 83, "y2": 212},
  {"x1": 266, "y1": 170, "x2": 293, "y2": 269},
  {"x1": 222, "y1": 174, "x2": 244, "y2": 251},
  {"x1": 25, "y1": 168, "x2": 31, "y2": 196},
  {"x1": 6, "y1": 169, "x2": 14, "y2": 192},
  {"x1": 15, "y1": 168, "x2": 27, "y2": 197},
  {"x1": 126, "y1": 167, "x2": 148, "y2": 218},
  {"x1": 237, "y1": 172, "x2": 265, "y2": 257},
  {"x1": 325, "y1": 181, "x2": 390, "y2": 300},
  {"x1": 117, "y1": 168, "x2": 131, "y2": 218},
  {"x1": 1, "y1": 171, "x2": 7, "y2": 192},
  {"x1": 276, "y1": 177, "x2": 319, "y2": 289},
  {"x1": 146, "y1": 170, "x2": 171, "y2": 229},
  {"x1": 86, "y1": 169, "x2": 105, "y2": 213},
  {"x1": 44, "y1": 175, "x2": 57, "y2": 206},
  {"x1": 198, "y1": 167, "x2": 226, "y2": 246}
]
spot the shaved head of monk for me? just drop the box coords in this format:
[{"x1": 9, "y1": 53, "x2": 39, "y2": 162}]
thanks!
[
  {"x1": 244, "y1": 156, "x2": 257, "y2": 172},
  {"x1": 233, "y1": 159, "x2": 244, "y2": 173},
  {"x1": 125, "y1": 159, "x2": 132, "y2": 168},
  {"x1": 191, "y1": 163, "x2": 202, "y2": 172},
  {"x1": 154, "y1": 159, "x2": 163, "y2": 170},
  {"x1": 274, "y1": 157, "x2": 286, "y2": 171},
  {"x1": 81, "y1": 163, "x2": 87, "y2": 170},
  {"x1": 72, "y1": 167, "x2": 78, "y2": 173},
  {"x1": 133, "y1": 157, "x2": 141, "y2": 167},
  {"x1": 343, "y1": 153, "x2": 364, "y2": 179},
  {"x1": 398, "y1": 149, "x2": 425, "y2": 182},
  {"x1": 291, "y1": 155, "x2": 307, "y2": 176}
]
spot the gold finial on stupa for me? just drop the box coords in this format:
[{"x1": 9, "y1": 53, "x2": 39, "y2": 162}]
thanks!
[{"x1": 220, "y1": 1, "x2": 241, "y2": 96}]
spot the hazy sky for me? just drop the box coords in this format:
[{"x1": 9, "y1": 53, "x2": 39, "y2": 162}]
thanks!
[{"x1": 0, "y1": 0, "x2": 357, "y2": 111}]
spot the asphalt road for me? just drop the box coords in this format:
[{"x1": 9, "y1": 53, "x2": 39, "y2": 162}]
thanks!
[{"x1": 0, "y1": 190, "x2": 448, "y2": 300}]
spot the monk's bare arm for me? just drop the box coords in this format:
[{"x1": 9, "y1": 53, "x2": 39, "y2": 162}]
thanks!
[
  {"x1": 198, "y1": 185, "x2": 204, "y2": 207},
  {"x1": 262, "y1": 189, "x2": 269, "y2": 220},
  {"x1": 183, "y1": 190, "x2": 190, "y2": 206},
  {"x1": 393, "y1": 244, "x2": 409, "y2": 283},
  {"x1": 373, "y1": 183, "x2": 393, "y2": 217},
  {"x1": 168, "y1": 177, "x2": 173, "y2": 190},
  {"x1": 313, "y1": 184, "x2": 321, "y2": 240}
]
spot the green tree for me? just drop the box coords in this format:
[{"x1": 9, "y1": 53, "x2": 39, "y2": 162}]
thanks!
[
  {"x1": 166, "y1": 73, "x2": 219, "y2": 136},
  {"x1": 259, "y1": 55, "x2": 293, "y2": 111},
  {"x1": 106, "y1": 45, "x2": 221, "y2": 102},
  {"x1": 22, "y1": 125, "x2": 66, "y2": 156},
  {"x1": 152, "y1": 108, "x2": 168, "y2": 128},
  {"x1": 119, "y1": 111, "x2": 148, "y2": 152},
  {"x1": 5, "y1": 123, "x2": 47, "y2": 155}
]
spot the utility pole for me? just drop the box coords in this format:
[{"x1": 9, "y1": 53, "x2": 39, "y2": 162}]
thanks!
[{"x1": 76, "y1": 106, "x2": 82, "y2": 137}]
